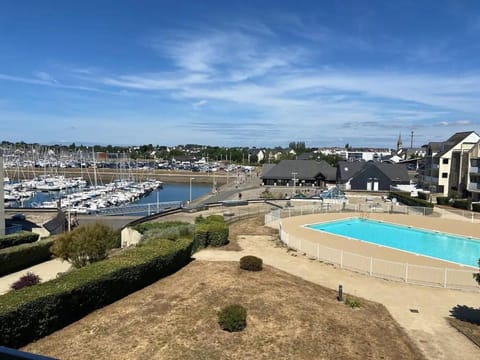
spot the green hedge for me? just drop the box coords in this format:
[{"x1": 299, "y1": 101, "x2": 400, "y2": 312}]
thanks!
[
  {"x1": 389, "y1": 191, "x2": 434, "y2": 208},
  {"x1": 451, "y1": 199, "x2": 471, "y2": 210},
  {"x1": 0, "y1": 237, "x2": 193, "y2": 349},
  {"x1": 0, "y1": 231, "x2": 40, "y2": 250},
  {"x1": 193, "y1": 215, "x2": 229, "y2": 252},
  {"x1": 417, "y1": 191, "x2": 429, "y2": 201},
  {"x1": 0, "y1": 238, "x2": 54, "y2": 277},
  {"x1": 133, "y1": 221, "x2": 189, "y2": 234},
  {"x1": 436, "y1": 196, "x2": 450, "y2": 205},
  {"x1": 472, "y1": 203, "x2": 480, "y2": 212}
]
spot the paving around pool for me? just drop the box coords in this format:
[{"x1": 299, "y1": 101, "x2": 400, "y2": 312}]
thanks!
[{"x1": 278, "y1": 212, "x2": 480, "y2": 290}]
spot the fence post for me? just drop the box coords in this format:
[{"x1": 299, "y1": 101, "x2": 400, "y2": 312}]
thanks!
[
  {"x1": 404, "y1": 263, "x2": 409, "y2": 283},
  {"x1": 444, "y1": 268, "x2": 447, "y2": 288},
  {"x1": 423, "y1": 207, "x2": 426, "y2": 216},
  {"x1": 340, "y1": 250, "x2": 344, "y2": 268},
  {"x1": 369, "y1": 257, "x2": 373, "y2": 276},
  {"x1": 316, "y1": 244, "x2": 320, "y2": 260},
  {"x1": 148, "y1": 203, "x2": 151, "y2": 215}
]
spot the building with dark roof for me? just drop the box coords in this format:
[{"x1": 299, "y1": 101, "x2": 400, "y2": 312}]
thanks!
[
  {"x1": 337, "y1": 161, "x2": 410, "y2": 191},
  {"x1": 419, "y1": 131, "x2": 480, "y2": 196},
  {"x1": 261, "y1": 160, "x2": 336, "y2": 187}
]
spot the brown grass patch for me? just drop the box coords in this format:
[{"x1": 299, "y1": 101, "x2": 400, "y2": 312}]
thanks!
[
  {"x1": 223, "y1": 215, "x2": 278, "y2": 251},
  {"x1": 447, "y1": 318, "x2": 480, "y2": 348},
  {"x1": 24, "y1": 261, "x2": 424, "y2": 360}
]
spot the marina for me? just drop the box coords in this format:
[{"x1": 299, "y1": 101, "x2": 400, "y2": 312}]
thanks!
[{"x1": 3, "y1": 175, "x2": 212, "y2": 215}]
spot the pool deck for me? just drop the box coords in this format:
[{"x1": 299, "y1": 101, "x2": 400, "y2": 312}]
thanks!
[{"x1": 281, "y1": 213, "x2": 480, "y2": 270}]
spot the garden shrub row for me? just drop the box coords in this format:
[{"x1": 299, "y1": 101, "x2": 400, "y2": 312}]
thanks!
[
  {"x1": 0, "y1": 237, "x2": 193, "y2": 348},
  {"x1": 134, "y1": 221, "x2": 189, "y2": 234},
  {"x1": 0, "y1": 231, "x2": 39, "y2": 250},
  {"x1": 436, "y1": 196, "x2": 450, "y2": 205},
  {"x1": 141, "y1": 222, "x2": 194, "y2": 243},
  {"x1": 389, "y1": 191, "x2": 434, "y2": 208},
  {"x1": 192, "y1": 215, "x2": 229, "y2": 252},
  {"x1": 0, "y1": 238, "x2": 54, "y2": 277},
  {"x1": 416, "y1": 191, "x2": 429, "y2": 201},
  {"x1": 451, "y1": 199, "x2": 471, "y2": 210}
]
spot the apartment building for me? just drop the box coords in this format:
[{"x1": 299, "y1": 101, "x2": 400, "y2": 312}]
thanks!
[{"x1": 419, "y1": 131, "x2": 480, "y2": 196}]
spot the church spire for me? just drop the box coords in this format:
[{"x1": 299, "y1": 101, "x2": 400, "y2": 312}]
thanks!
[{"x1": 397, "y1": 133, "x2": 403, "y2": 151}]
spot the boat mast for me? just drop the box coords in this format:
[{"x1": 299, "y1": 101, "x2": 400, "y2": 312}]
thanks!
[{"x1": 93, "y1": 146, "x2": 98, "y2": 189}]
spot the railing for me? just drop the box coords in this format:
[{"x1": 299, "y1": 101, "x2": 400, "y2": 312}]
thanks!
[
  {"x1": 95, "y1": 201, "x2": 182, "y2": 216},
  {"x1": 264, "y1": 206, "x2": 480, "y2": 291}
]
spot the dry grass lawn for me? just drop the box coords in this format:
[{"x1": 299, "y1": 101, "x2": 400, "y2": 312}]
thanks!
[
  {"x1": 24, "y1": 261, "x2": 424, "y2": 360},
  {"x1": 223, "y1": 215, "x2": 278, "y2": 251}
]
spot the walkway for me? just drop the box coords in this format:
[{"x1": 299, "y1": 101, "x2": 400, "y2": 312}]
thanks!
[
  {"x1": 0, "y1": 259, "x2": 71, "y2": 295},
  {"x1": 194, "y1": 235, "x2": 480, "y2": 360}
]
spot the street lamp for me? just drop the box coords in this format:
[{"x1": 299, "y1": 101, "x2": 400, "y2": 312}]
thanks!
[
  {"x1": 292, "y1": 172, "x2": 298, "y2": 195},
  {"x1": 189, "y1": 177, "x2": 195, "y2": 204}
]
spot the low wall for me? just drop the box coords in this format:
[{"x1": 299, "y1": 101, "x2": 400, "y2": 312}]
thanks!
[{"x1": 121, "y1": 227, "x2": 143, "y2": 248}]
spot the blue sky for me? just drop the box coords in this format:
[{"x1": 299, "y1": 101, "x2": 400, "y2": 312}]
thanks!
[{"x1": 1, "y1": 0, "x2": 480, "y2": 148}]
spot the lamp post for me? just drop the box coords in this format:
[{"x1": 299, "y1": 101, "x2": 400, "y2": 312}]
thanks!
[
  {"x1": 292, "y1": 172, "x2": 298, "y2": 195},
  {"x1": 189, "y1": 177, "x2": 195, "y2": 204}
]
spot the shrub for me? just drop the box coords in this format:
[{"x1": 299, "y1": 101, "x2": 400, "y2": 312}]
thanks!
[
  {"x1": 436, "y1": 196, "x2": 450, "y2": 205},
  {"x1": 141, "y1": 223, "x2": 194, "y2": 243},
  {"x1": 240, "y1": 255, "x2": 263, "y2": 271},
  {"x1": 51, "y1": 222, "x2": 118, "y2": 268},
  {"x1": 260, "y1": 188, "x2": 274, "y2": 199},
  {"x1": 345, "y1": 297, "x2": 361, "y2": 308},
  {"x1": 0, "y1": 237, "x2": 193, "y2": 348},
  {"x1": 192, "y1": 216, "x2": 229, "y2": 252},
  {"x1": 10, "y1": 272, "x2": 41, "y2": 291},
  {"x1": 0, "y1": 238, "x2": 54, "y2": 277},
  {"x1": 194, "y1": 215, "x2": 205, "y2": 224},
  {"x1": 417, "y1": 191, "x2": 429, "y2": 201},
  {"x1": 472, "y1": 203, "x2": 480, "y2": 212},
  {"x1": 218, "y1": 304, "x2": 247, "y2": 332},
  {"x1": 451, "y1": 199, "x2": 471, "y2": 210},
  {"x1": 134, "y1": 221, "x2": 190, "y2": 234},
  {"x1": 0, "y1": 231, "x2": 39, "y2": 250},
  {"x1": 389, "y1": 191, "x2": 433, "y2": 208}
]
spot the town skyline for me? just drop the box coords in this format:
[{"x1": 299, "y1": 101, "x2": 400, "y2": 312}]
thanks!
[{"x1": 1, "y1": 1, "x2": 480, "y2": 147}]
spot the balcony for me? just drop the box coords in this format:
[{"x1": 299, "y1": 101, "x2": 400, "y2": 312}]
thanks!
[{"x1": 468, "y1": 182, "x2": 480, "y2": 191}]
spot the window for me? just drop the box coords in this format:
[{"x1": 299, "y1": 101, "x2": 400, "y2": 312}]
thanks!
[
  {"x1": 442, "y1": 172, "x2": 448, "y2": 178},
  {"x1": 442, "y1": 158, "x2": 449, "y2": 164}
]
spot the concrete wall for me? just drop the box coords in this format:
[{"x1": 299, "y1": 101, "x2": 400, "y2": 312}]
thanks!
[{"x1": 121, "y1": 227, "x2": 143, "y2": 248}]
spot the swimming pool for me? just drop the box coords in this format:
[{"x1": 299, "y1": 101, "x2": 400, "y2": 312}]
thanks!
[{"x1": 306, "y1": 218, "x2": 480, "y2": 267}]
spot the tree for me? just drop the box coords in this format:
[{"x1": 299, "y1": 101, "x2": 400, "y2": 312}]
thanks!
[
  {"x1": 52, "y1": 222, "x2": 119, "y2": 268},
  {"x1": 474, "y1": 259, "x2": 480, "y2": 285}
]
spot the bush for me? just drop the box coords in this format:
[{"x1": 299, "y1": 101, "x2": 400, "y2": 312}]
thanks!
[
  {"x1": 417, "y1": 191, "x2": 429, "y2": 201},
  {"x1": 345, "y1": 297, "x2": 361, "y2": 308},
  {"x1": 389, "y1": 191, "x2": 434, "y2": 208},
  {"x1": 0, "y1": 237, "x2": 193, "y2": 348},
  {"x1": 141, "y1": 223, "x2": 194, "y2": 243},
  {"x1": 192, "y1": 216, "x2": 229, "y2": 252},
  {"x1": 451, "y1": 199, "x2": 471, "y2": 210},
  {"x1": 0, "y1": 238, "x2": 54, "y2": 277},
  {"x1": 218, "y1": 304, "x2": 247, "y2": 332},
  {"x1": 51, "y1": 222, "x2": 119, "y2": 268},
  {"x1": 436, "y1": 196, "x2": 450, "y2": 205},
  {"x1": 134, "y1": 221, "x2": 190, "y2": 234},
  {"x1": 10, "y1": 272, "x2": 41, "y2": 291},
  {"x1": 0, "y1": 231, "x2": 39, "y2": 250},
  {"x1": 472, "y1": 203, "x2": 480, "y2": 212},
  {"x1": 240, "y1": 255, "x2": 263, "y2": 271}
]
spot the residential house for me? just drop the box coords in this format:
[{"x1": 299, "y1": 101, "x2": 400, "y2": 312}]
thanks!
[{"x1": 338, "y1": 162, "x2": 410, "y2": 191}]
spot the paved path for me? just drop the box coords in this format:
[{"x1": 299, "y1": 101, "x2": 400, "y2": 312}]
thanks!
[
  {"x1": 194, "y1": 235, "x2": 480, "y2": 360},
  {"x1": 0, "y1": 259, "x2": 71, "y2": 295}
]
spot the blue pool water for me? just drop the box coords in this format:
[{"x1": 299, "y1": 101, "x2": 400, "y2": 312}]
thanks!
[{"x1": 307, "y1": 218, "x2": 480, "y2": 267}]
